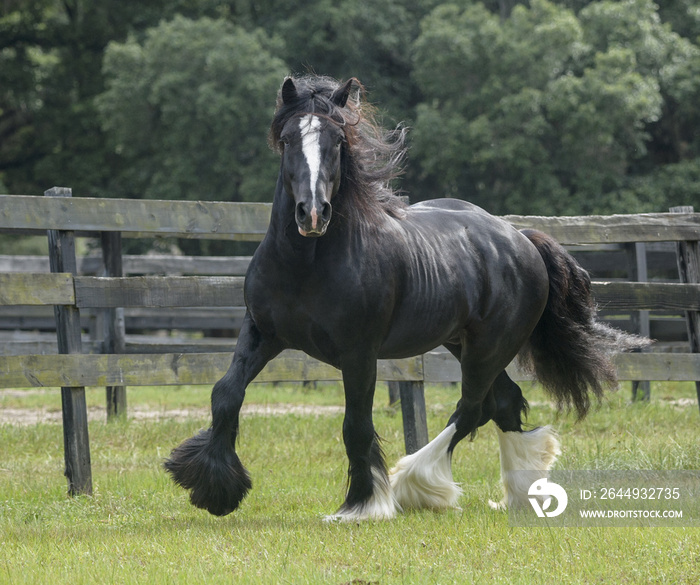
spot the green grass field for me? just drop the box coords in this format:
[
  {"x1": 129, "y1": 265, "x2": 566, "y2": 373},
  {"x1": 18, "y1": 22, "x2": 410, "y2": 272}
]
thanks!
[{"x1": 1, "y1": 381, "x2": 699, "y2": 584}]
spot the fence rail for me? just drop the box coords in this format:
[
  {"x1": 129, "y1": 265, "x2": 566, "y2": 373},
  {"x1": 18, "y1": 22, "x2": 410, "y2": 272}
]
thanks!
[
  {"x1": 3, "y1": 273, "x2": 700, "y2": 312},
  {"x1": 1, "y1": 189, "x2": 699, "y2": 497},
  {"x1": 2, "y1": 350, "x2": 699, "y2": 389},
  {"x1": 3, "y1": 193, "x2": 700, "y2": 242}
]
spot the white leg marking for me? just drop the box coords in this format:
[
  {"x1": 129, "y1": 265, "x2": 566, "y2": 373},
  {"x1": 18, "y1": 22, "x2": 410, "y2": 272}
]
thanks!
[
  {"x1": 488, "y1": 425, "x2": 561, "y2": 510},
  {"x1": 299, "y1": 114, "x2": 321, "y2": 225},
  {"x1": 323, "y1": 467, "x2": 399, "y2": 523},
  {"x1": 389, "y1": 423, "x2": 462, "y2": 510}
]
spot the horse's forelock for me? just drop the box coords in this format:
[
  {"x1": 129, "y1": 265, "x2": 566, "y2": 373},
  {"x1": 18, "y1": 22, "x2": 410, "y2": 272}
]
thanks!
[{"x1": 270, "y1": 78, "x2": 360, "y2": 150}]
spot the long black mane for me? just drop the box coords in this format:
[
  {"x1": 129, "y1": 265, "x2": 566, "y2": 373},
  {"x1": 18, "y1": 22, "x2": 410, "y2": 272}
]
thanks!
[{"x1": 269, "y1": 75, "x2": 408, "y2": 225}]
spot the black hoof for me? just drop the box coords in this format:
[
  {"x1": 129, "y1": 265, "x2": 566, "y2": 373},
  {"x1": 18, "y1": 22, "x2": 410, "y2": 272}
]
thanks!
[{"x1": 164, "y1": 429, "x2": 252, "y2": 516}]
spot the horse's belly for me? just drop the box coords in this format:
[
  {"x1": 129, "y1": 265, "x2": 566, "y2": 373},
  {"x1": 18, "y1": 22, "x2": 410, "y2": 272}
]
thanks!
[
  {"x1": 378, "y1": 333, "x2": 457, "y2": 360},
  {"x1": 378, "y1": 296, "x2": 467, "y2": 359}
]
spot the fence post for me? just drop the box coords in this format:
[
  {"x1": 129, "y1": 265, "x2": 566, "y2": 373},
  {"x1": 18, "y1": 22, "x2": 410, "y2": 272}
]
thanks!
[
  {"x1": 625, "y1": 242, "x2": 651, "y2": 401},
  {"x1": 669, "y1": 206, "x2": 700, "y2": 414},
  {"x1": 101, "y1": 232, "x2": 127, "y2": 420},
  {"x1": 397, "y1": 381, "x2": 429, "y2": 454},
  {"x1": 387, "y1": 381, "x2": 400, "y2": 406},
  {"x1": 45, "y1": 187, "x2": 92, "y2": 496}
]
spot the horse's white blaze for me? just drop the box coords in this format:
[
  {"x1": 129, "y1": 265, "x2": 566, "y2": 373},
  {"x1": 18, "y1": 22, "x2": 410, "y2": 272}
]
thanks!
[
  {"x1": 299, "y1": 114, "x2": 322, "y2": 228},
  {"x1": 488, "y1": 425, "x2": 561, "y2": 510},
  {"x1": 389, "y1": 423, "x2": 462, "y2": 510},
  {"x1": 323, "y1": 468, "x2": 399, "y2": 522}
]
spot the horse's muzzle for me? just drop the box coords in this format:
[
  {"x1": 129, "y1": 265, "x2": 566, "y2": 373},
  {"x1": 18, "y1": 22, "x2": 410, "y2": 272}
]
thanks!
[{"x1": 295, "y1": 200, "x2": 332, "y2": 237}]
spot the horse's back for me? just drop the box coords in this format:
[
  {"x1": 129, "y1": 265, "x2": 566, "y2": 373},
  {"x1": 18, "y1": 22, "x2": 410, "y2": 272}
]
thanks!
[
  {"x1": 405, "y1": 198, "x2": 532, "y2": 259},
  {"x1": 410, "y1": 198, "x2": 484, "y2": 213},
  {"x1": 377, "y1": 198, "x2": 549, "y2": 359}
]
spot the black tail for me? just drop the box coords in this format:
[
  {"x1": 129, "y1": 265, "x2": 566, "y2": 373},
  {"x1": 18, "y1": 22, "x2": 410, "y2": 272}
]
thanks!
[{"x1": 518, "y1": 230, "x2": 650, "y2": 419}]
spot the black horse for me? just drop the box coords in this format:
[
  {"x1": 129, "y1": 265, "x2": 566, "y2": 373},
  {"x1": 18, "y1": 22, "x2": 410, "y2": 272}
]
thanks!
[{"x1": 165, "y1": 75, "x2": 645, "y2": 520}]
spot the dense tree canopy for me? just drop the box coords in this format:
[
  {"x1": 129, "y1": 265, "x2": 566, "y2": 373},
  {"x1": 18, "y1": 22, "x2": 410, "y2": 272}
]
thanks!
[
  {"x1": 2, "y1": 0, "x2": 700, "y2": 225},
  {"x1": 412, "y1": 0, "x2": 700, "y2": 214},
  {"x1": 97, "y1": 16, "x2": 286, "y2": 204}
]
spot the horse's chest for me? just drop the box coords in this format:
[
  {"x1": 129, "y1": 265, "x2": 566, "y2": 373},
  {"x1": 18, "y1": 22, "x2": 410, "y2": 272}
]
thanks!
[{"x1": 246, "y1": 273, "x2": 377, "y2": 358}]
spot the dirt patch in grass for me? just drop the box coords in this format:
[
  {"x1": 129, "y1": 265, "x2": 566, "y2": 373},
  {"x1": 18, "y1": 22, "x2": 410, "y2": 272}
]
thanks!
[{"x1": 0, "y1": 390, "x2": 345, "y2": 426}]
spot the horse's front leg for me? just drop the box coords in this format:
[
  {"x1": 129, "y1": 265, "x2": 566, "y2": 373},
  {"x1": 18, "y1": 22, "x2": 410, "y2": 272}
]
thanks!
[
  {"x1": 326, "y1": 355, "x2": 399, "y2": 522},
  {"x1": 164, "y1": 312, "x2": 283, "y2": 516}
]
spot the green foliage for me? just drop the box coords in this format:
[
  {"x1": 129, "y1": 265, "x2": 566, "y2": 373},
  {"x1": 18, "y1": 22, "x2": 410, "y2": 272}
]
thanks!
[
  {"x1": 0, "y1": 0, "x2": 179, "y2": 196},
  {"x1": 96, "y1": 15, "x2": 287, "y2": 254},
  {"x1": 97, "y1": 16, "x2": 286, "y2": 206},
  {"x1": 411, "y1": 0, "x2": 700, "y2": 214},
  {"x1": 269, "y1": 0, "x2": 430, "y2": 123},
  {"x1": 3, "y1": 0, "x2": 700, "y2": 226}
]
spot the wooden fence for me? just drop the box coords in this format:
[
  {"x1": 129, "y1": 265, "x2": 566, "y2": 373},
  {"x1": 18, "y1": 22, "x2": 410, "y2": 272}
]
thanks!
[{"x1": 1, "y1": 188, "x2": 699, "y2": 496}]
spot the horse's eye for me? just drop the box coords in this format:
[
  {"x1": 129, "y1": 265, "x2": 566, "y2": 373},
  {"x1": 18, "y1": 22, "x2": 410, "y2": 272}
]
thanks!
[{"x1": 279, "y1": 137, "x2": 289, "y2": 149}]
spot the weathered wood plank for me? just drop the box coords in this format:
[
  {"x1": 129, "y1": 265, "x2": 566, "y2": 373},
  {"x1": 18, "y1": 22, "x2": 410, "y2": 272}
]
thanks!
[
  {"x1": 670, "y1": 205, "x2": 700, "y2": 412},
  {"x1": 0, "y1": 353, "x2": 227, "y2": 387},
  {"x1": 0, "y1": 275, "x2": 683, "y2": 312},
  {"x1": 0, "y1": 254, "x2": 253, "y2": 276},
  {"x1": 101, "y1": 232, "x2": 127, "y2": 420},
  {"x1": 0, "y1": 273, "x2": 75, "y2": 305},
  {"x1": 3, "y1": 350, "x2": 699, "y2": 389},
  {"x1": 2, "y1": 195, "x2": 699, "y2": 243},
  {"x1": 592, "y1": 281, "x2": 700, "y2": 311},
  {"x1": 0, "y1": 195, "x2": 272, "y2": 240},
  {"x1": 45, "y1": 186, "x2": 92, "y2": 497},
  {"x1": 0, "y1": 351, "x2": 423, "y2": 388},
  {"x1": 422, "y1": 350, "x2": 700, "y2": 383},
  {"x1": 612, "y1": 352, "x2": 700, "y2": 381},
  {"x1": 117, "y1": 255, "x2": 253, "y2": 276},
  {"x1": 398, "y1": 381, "x2": 429, "y2": 454},
  {"x1": 0, "y1": 275, "x2": 248, "y2": 309},
  {"x1": 504, "y1": 212, "x2": 700, "y2": 244},
  {"x1": 0, "y1": 255, "x2": 50, "y2": 272},
  {"x1": 0, "y1": 249, "x2": 680, "y2": 279},
  {"x1": 74, "y1": 276, "x2": 246, "y2": 308}
]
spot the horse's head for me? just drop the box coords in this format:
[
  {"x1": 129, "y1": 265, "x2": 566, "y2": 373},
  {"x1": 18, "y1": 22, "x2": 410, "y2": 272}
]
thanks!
[{"x1": 277, "y1": 77, "x2": 354, "y2": 237}]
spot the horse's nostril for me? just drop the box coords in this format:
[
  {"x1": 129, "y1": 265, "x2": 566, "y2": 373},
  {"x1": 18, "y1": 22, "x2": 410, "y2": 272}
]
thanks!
[
  {"x1": 321, "y1": 202, "x2": 332, "y2": 222},
  {"x1": 295, "y1": 202, "x2": 308, "y2": 223}
]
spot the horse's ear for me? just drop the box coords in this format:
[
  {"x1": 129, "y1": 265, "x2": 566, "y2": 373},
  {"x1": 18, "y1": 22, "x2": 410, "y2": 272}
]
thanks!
[
  {"x1": 330, "y1": 78, "x2": 355, "y2": 108},
  {"x1": 282, "y1": 77, "x2": 298, "y2": 105}
]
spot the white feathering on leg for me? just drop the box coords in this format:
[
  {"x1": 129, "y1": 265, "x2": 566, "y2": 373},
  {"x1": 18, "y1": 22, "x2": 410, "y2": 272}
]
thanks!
[
  {"x1": 389, "y1": 423, "x2": 462, "y2": 510},
  {"x1": 323, "y1": 467, "x2": 399, "y2": 522},
  {"x1": 489, "y1": 425, "x2": 561, "y2": 510}
]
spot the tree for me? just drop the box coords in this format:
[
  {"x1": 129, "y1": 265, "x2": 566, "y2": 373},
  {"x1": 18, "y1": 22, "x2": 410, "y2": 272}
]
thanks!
[
  {"x1": 97, "y1": 16, "x2": 287, "y2": 204},
  {"x1": 0, "y1": 0, "x2": 179, "y2": 196},
  {"x1": 261, "y1": 0, "x2": 435, "y2": 125},
  {"x1": 411, "y1": 0, "x2": 700, "y2": 215},
  {"x1": 3, "y1": 0, "x2": 700, "y2": 219},
  {"x1": 96, "y1": 15, "x2": 287, "y2": 253}
]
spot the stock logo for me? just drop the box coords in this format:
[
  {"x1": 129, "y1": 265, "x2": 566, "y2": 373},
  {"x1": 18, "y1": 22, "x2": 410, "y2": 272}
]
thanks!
[{"x1": 528, "y1": 478, "x2": 568, "y2": 518}]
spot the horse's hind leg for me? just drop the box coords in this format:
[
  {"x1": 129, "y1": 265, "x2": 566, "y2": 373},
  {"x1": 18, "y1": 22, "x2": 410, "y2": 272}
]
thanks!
[
  {"x1": 390, "y1": 337, "x2": 551, "y2": 512},
  {"x1": 488, "y1": 371, "x2": 561, "y2": 510},
  {"x1": 389, "y1": 416, "x2": 464, "y2": 511},
  {"x1": 164, "y1": 313, "x2": 282, "y2": 516},
  {"x1": 390, "y1": 340, "x2": 495, "y2": 511}
]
